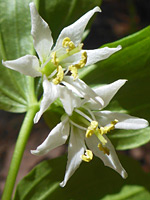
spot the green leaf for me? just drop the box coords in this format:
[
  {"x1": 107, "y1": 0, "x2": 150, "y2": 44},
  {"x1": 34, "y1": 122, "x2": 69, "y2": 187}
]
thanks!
[
  {"x1": 0, "y1": 0, "x2": 35, "y2": 112},
  {"x1": 79, "y1": 26, "x2": 150, "y2": 150},
  {"x1": 13, "y1": 154, "x2": 150, "y2": 200},
  {"x1": 109, "y1": 127, "x2": 150, "y2": 150}
]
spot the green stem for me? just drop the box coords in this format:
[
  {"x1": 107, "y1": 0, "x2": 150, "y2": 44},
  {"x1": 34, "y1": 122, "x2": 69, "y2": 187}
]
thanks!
[{"x1": 2, "y1": 105, "x2": 39, "y2": 200}]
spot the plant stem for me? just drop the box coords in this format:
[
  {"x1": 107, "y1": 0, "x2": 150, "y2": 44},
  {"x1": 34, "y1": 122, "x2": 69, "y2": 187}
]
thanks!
[{"x1": 2, "y1": 105, "x2": 39, "y2": 200}]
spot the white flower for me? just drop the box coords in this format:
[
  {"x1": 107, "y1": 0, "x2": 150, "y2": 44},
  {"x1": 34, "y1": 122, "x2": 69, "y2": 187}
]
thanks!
[
  {"x1": 31, "y1": 79, "x2": 149, "y2": 187},
  {"x1": 2, "y1": 2, "x2": 121, "y2": 123}
]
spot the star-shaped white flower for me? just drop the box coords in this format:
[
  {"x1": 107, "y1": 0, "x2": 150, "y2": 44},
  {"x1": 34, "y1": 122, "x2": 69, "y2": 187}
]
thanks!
[
  {"x1": 2, "y1": 2, "x2": 121, "y2": 123},
  {"x1": 31, "y1": 79, "x2": 149, "y2": 187}
]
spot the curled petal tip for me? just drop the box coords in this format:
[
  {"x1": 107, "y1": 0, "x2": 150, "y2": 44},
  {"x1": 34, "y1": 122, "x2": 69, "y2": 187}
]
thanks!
[
  {"x1": 2, "y1": 60, "x2": 9, "y2": 67},
  {"x1": 94, "y1": 6, "x2": 102, "y2": 13},
  {"x1": 121, "y1": 170, "x2": 128, "y2": 179},
  {"x1": 117, "y1": 79, "x2": 128, "y2": 84},
  {"x1": 34, "y1": 113, "x2": 39, "y2": 124},
  {"x1": 117, "y1": 45, "x2": 122, "y2": 50},
  {"x1": 60, "y1": 181, "x2": 65, "y2": 187},
  {"x1": 29, "y1": 2, "x2": 34, "y2": 7},
  {"x1": 143, "y1": 119, "x2": 149, "y2": 128},
  {"x1": 30, "y1": 149, "x2": 38, "y2": 155}
]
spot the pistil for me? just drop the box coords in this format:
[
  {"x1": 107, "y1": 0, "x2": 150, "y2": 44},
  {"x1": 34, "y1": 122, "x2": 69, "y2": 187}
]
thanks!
[
  {"x1": 52, "y1": 65, "x2": 64, "y2": 85},
  {"x1": 69, "y1": 51, "x2": 87, "y2": 80},
  {"x1": 86, "y1": 119, "x2": 118, "y2": 154},
  {"x1": 40, "y1": 59, "x2": 56, "y2": 77},
  {"x1": 39, "y1": 37, "x2": 86, "y2": 83}
]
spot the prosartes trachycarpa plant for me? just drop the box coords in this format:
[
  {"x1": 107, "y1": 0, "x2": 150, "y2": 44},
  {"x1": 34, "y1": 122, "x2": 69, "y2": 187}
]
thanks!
[{"x1": 1, "y1": 0, "x2": 150, "y2": 200}]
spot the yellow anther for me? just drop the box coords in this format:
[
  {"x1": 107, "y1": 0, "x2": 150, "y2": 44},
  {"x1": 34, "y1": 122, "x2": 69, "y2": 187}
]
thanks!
[
  {"x1": 62, "y1": 37, "x2": 71, "y2": 47},
  {"x1": 86, "y1": 121, "x2": 98, "y2": 138},
  {"x1": 52, "y1": 65, "x2": 64, "y2": 85},
  {"x1": 99, "y1": 119, "x2": 118, "y2": 135},
  {"x1": 98, "y1": 143, "x2": 110, "y2": 155},
  {"x1": 74, "y1": 51, "x2": 87, "y2": 69},
  {"x1": 81, "y1": 150, "x2": 93, "y2": 162},
  {"x1": 98, "y1": 127, "x2": 107, "y2": 135},
  {"x1": 69, "y1": 65, "x2": 78, "y2": 80},
  {"x1": 112, "y1": 119, "x2": 118, "y2": 125},
  {"x1": 69, "y1": 51, "x2": 87, "y2": 80},
  {"x1": 51, "y1": 51, "x2": 58, "y2": 66},
  {"x1": 78, "y1": 51, "x2": 87, "y2": 68},
  {"x1": 62, "y1": 37, "x2": 75, "y2": 52}
]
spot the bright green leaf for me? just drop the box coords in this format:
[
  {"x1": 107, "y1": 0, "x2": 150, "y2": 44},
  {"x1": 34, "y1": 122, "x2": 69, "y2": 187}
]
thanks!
[
  {"x1": 109, "y1": 127, "x2": 150, "y2": 150},
  {"x1": 13, "y1": 154, "x2": 150, "y2": 200}
]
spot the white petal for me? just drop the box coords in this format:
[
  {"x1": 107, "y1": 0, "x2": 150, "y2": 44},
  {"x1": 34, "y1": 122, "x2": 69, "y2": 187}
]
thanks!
[
  {"x1": 93, "y1": 79, "x2": 127, "y2": 109},
  {"x1": 61, "y1": 46, "x2": 121, "y2": 67},
  {"x1": 95, "y1": 111, "x2": 149, "y2": 129},
  {"x1": 63, "y1": 76, "x2": 104, "y2": 108},
  {"x1": 85, "y1": 45, "x2": 122, "y2": 66},
  {"x1": 54, "y1": 7, "x2": 101, "y2": 49},
  {"x1": 34, "y1": 77, "x2": 59, "y2": 123},
  {"x1": 59, "y1": 87, "x2": 82, "y2": 116},
  {"x1": 29, "y1": 3, "x2": 53, "y2": 63},
  {"x1": 2, "y1": 55, "x2": 41, "y2": 77},
  {"x1": 31, "y1": 116, "x2": 69, "y2": 155},
  {"x1": 60, "y1": 126, "x2": 85, "y2": 187},
  {"x1": 86, "y1": 134, "x2": 127, "y2": 178}
]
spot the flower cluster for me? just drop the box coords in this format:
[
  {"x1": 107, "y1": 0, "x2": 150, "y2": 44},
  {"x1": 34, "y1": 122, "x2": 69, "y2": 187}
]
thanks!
[{"x1": 2, "y1": 3, "x2": 149, "y2": 187}]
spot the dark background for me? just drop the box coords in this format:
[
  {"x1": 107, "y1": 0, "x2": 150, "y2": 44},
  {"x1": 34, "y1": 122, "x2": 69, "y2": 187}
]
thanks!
[{"x1": 85, "y1": 0, "x2": 150, "y2": 49}]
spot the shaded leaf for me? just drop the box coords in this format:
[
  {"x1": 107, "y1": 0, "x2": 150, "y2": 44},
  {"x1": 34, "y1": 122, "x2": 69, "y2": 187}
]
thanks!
[
  {"x1": 14, "y1": 154, "x2": 150, "y2": 200},
  {"x1": 0, "y1": 0, "x2": 34, "y2": 112},
  {"x1": 39, "y1": 0, "x2": 102, "y2": 42}
]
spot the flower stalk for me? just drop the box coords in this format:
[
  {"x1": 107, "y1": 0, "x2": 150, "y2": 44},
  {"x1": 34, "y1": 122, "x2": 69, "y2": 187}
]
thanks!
[{"x1": 2, "y1": 105, "x2": 39, "y2": 200}]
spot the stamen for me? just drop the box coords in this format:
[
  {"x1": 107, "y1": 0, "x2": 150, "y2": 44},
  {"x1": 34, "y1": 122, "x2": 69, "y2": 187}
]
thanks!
[
  {"x1": 69, "y1": 119, "x2": 87, "y2": 131},
  {"x1": 86, "y1": 121, "x2": 98, "y2": 138},
  {"x1": 83, "y1": 106, "x2": 96, "y2": 121},
  {"x1": 99, "y1": 119, "x2": 118, "y2": 135},
  {"x1": 69, "y1": 51, "x2": 87, "y2": 80},
  {"x1": 64, "y1": 67, "x2": 70, "y2": 76},
  {"x1": 75, "y1": 109, "x2": 92, "y2": 123},
  {"x1": 48, "y1": 68, "x2": 57, "y2": 79},
  {"x1": 81, "y1": 150, "x2": 93, "y2": 162},
  {"x1": 77, "y1": 51, "x2": 87, "y2": 68},
  {"x1": 62, "y1": 37, "x2": 75, "y2": 52},
  {"x1": 52, "y1": 65, "x2": 64, "y2": 85},
  {"x1": 69, "y1": 65, "x2": 78, "y2": 80},
  {"x1": 98, "y1": 143, "x2": 110, "y2": 155},
  {"x1": 51, "y1": 51, "x2": 58, "y2": 66}
]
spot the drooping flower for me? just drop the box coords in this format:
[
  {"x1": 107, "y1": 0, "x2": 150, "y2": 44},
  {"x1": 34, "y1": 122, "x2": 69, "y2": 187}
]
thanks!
[
  {"x1": 2, "y1": 2, "x2": 121, "y2": 123},
  {"x1": 31, "y1": 79, "x2": 149, "y2": 187}
]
